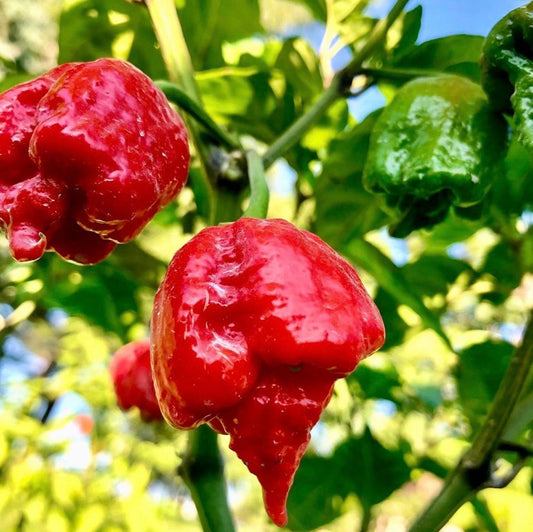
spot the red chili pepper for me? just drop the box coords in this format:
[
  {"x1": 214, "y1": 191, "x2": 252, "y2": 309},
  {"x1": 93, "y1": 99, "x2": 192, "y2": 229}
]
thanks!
[
  {"x1": 0, "y1": 58, "x2": 189, "y2": 264},
  {"x1": 151, "y1": 217, "x2": 385, "y2": 526},
  {"x1": 109, "y1": 338, "x2": 163, "y2": 422}
]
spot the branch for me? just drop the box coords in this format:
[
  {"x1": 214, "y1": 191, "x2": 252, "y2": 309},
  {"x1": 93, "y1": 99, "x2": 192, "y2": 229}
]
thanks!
[
  {"x1": 262, "y1": 0, "x2": 410, "y2": 169},
  {"x1": 178, "y1": 425, "x2": 236, "y2": 532},
  {"x1": 498, "y1": 441, "x2": 533, "y2": 457},
  {"x1": 145, "y1": 0, "x2": 215, "y2": 222},
  {"x1": 359, "y1": 66, "x2": 446, "y2": 82},
  {"x1": 408, "y1": 313, "x2": 533, "y2": 531},
  {"x1": 156, "y1": 80, "x2": 240, "y2": 150}
]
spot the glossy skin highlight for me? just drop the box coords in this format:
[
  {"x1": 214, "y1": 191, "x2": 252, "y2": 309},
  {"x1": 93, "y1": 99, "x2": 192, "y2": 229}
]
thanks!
[
  {"x1": 0, "y1": 58, "x2": 189, "y2": 264},
  {"x1": 109, "y1": 338, "x2": 163, "y2": 422},
  {"x1": 151, "y1": 217, "x2": 385, "y2": 527}
]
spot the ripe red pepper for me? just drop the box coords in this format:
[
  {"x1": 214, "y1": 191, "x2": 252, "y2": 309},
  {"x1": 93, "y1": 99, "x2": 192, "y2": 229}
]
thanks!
[
  {"x1": 151, "y1": 217, "x2": 385, "y2": 526},
  {"x1": 0, "y1": 58, "x2": 189, "y2": 264},
  {"x1": 109, "y1": 338, "x2": 163, "y2": 422}
]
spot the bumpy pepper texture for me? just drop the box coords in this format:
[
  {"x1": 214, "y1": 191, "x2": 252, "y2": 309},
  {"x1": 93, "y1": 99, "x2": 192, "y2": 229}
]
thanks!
[
  {"x1": 109, "y1": 338, "x2": 163, "y2": 422},
  {"x1": 481, "y1": 3, "x2": 533, "y2": 151},
  {"x1": 0, "y1": 58, "x2": 189, "y2": 264},
  {"x1": 363, "y1": 75, "x2": 507, "y2": 237},
  {"x1": 151, "y1": 217, "x2": 385, "y2": 526}
]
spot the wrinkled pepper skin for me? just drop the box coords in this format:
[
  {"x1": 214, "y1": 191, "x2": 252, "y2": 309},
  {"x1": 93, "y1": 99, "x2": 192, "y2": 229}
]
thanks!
[
  {"x1": 363, "y1": 75, "x2": 507, "y2": 237},
  {"x1": 109, "y1": 338, "x2": 163, "y2": 422},
  {"x1": 0, "y1": 58, "x2": 189, "y2": 264},
  {"x1": 151, "y1": 217, "x2": 385, "y2": 527},
  {"x1": 481, "y1": 3, "x2": 533, "y2": 151}
]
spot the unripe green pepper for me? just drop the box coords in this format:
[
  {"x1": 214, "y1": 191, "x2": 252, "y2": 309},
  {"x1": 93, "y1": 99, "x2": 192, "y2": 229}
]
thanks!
[
  {"x1": 363, "y1": 75, "x2": 507, "y2": 237},
  {"x1": 481, "y1": 2, "x2": 533, "y2": 151}
]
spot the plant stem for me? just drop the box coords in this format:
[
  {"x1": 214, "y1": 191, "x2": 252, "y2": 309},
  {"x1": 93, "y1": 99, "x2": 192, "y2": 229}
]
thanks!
[
  {"x1": 156, "y1": 81, "x2": 240, "y2": 150},
  {"x1": 261, "y1": 0, "x2": 410, "y2": 169},
  {"x1": 262, "y1": 79, "x2": 340, "y2": 169},
  {"x1": 409, "y1": 313, "x2": 533, "y2": 532},
  {"x1": 179, "y1": 425, "x2": 236, "y2": 532},
  {"x1": 360, "y1": 66, "x2": 445, "y2": 81},
  {"x1": 145, "y1": 0, "x2": 215, "y2": 223},
  {"x1": 359, "y1": 505, "x2": 372, "y2": 532},
  {"x1": 242, "y1": 151, "x2": 270, "y2": 218},
  {"x1": 145, "y1": 0, "x2": 199, "y2": 99}
]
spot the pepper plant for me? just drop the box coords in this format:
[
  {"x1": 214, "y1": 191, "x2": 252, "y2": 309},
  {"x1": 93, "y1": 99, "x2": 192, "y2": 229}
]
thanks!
[{"x1": 0, "y1": 0, "x2": 533, "y2": 531}]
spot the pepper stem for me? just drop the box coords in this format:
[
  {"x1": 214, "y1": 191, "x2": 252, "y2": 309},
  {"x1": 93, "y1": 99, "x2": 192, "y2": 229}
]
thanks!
[
  {"x1": 179, "y1": 425, "x2": 236, "y2": 532},
  {"x1": 242, "y1": 151, "x2": 270, "y2": 219}
]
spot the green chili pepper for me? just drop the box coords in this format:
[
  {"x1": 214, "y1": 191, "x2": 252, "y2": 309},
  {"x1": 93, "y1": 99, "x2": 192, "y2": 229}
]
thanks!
[
  {"x1": 481, "y1": 2, "x2": 533, "y2": 151},
  {"x1": 363, "y1": 75, "x2": 507, "y2": 237}
]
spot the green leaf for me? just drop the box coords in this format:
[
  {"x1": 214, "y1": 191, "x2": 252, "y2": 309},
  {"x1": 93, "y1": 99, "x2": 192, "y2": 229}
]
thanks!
[
  {"x1": 286, "y1": 455, "x2": 345, "y2": 530},
  {"x1": 349, "y1": 357, "x2": 401, "y2": 403},
  {"x1": 491, "y1": 139, "x2": 533, "y2": 217},
  {"x1": 422, "y1": 212, "x2": 484, "y2": 254},
  {"x1": 342, "y1": 239, "x2": 450, "y2": 346},
  {"x1": 333, "y1": 7, "x2": 375, "y2": 50},
  {"x1": 275, "y1": 38, "x2": 322, "y2": 102},
  {"x1": 402, "y1": 255, "x2": 472, "y2": 299},
  {"x1": 481, "y1": 242, "x2": 523, "y2": 303},
  {"x1": 301, "y1": 99, "x2": 350, "y2": 152},
  {"x1": 288, "y1": 431, "x2": 410, "y2": 530},
  {"x1": 178, "y1": 0, "x2": 263, "y2": 69},
  {"x1": 290, "y1": 0, "x2": 327, "y2": 21},
  {"x1": 197, "y1": 67, "x2": 296, "y2": 142},
  {"x1": 391, "y1": 6, "x2": 423, "y2": 62},
  {"x1": 372, "y1": 289, "x2": 408, "y2": 350},
  {"x1": 315, "y1": 111, "x2": 388, "y2": 244},
  {"x1": 34, "y1": 255, "x2": 140, "y2": 338},
  {"x1": 58, "y1": 0, "x2": 117, "y2": 62},
  {"x1": 58, "y1": 0, "x2": 165, "y2": 78},
  {"x1": 396, "y1": 35, "x2": 485, "y2": 81},
  {"x1": 456, "y1": 340, "x2": 514, "y2": 427}
]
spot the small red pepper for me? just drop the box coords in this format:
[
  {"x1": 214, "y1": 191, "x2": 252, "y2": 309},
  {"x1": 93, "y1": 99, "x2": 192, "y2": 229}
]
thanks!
[
  {"x1": 0, "y1": 58, "x2": 189, "y2": 264},
  {"x1": 109, "y1": 338, "x2": 163, "y2": 422},
  {"x1": 151, "y1": 217, "x2": 385, "y2": 526}
]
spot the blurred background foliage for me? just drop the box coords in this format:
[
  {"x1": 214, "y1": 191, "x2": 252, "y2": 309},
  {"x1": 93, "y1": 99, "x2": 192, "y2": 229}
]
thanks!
[{"x1": 0, "y1": 0, "x2": 532, "y2": 531}]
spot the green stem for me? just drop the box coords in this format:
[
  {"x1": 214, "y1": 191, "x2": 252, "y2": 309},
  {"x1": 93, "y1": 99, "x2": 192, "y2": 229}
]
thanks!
[
  {"x1": 242, "y1": 151, "x2": 270, "y2": 218},
  {"x1": 145, "y1": 0, "x2": 215, "y2": 223},
  {"x1": 261, "y1": 0, "x2": 410, "y2": 169},
  {"x1": 359, "y1": 505, "x2": 372, "y2": 532},
  {"x1": 360, "y1": 66, "x2": 446, "y2": 81},
  {"x1": 179, "y1": 425, "x2": 236, "y2": 532},
  {"x1": 409, "y1": 469, "x2": 473, "y2": 532},
  {"x1": 262, "y1": 79, "x2": 340, "y2": 169},
  {"x1": 465, "y1": 315, "x2": 533, "y2": 465},
  {"x1": 409, "y1": 313, "x2": 533, "y2": 532},
  {"x1": 145, "y1": 0, "x2": 199, "y2": 99},
  {"x1": 156, "y1": 81, "x2": 240, "y2": 150}
]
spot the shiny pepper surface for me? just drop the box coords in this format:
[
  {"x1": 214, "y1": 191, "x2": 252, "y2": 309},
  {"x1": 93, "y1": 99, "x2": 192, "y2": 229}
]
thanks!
[
  {"x1": 363, "y1": 75, "x2": 507, "y2": 237},
  {"x1": 481, "y1": 3, "x2": 533, "y2": 152},
  {"x1": 0, "y1": 58, "x2": 189, "y2": 264},
  {"x1": 151, "y1": 217, "x2": 385, "y2": 526},
  {"x1": 109, "y1": 338, "x2": 163, "y2": 422}
]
